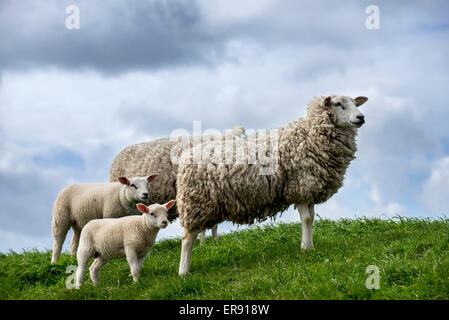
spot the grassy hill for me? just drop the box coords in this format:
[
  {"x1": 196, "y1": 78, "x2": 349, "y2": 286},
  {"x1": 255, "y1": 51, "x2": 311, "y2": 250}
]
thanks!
[{"x1": 1, "y1": 217, "x2": 448, "y2": 299}]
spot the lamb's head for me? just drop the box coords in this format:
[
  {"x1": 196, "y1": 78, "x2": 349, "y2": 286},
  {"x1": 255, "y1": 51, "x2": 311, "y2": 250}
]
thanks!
[
  {"x1": 118, "y1": 175, "x2": 158, "y2": 202},
  {"x1": 136, "y1": 200, "x2": 175, "y2": 229},
  {"x1": 323, "y1": 95, "x2": 368, "y2": 128}
]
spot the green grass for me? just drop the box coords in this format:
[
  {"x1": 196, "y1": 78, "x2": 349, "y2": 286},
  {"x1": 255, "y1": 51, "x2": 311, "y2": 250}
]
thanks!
[{"x1": 1, "y1": 217, "x2": 448, "y2": 299}]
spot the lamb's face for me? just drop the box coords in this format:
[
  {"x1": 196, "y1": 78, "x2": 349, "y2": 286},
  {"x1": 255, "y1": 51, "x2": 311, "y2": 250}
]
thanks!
[
  {"x1": 136, "y1": 200, "x2": 175, "y2": 229},
  {"x1": 147, "y1": 205, "x2": 169, "y2": 229},
  {"x1": 118, "y1": 175, "x2": 158, "y2": 202},
  {"x1": 324, "y1": 95, "x2": 368, "y2": 128}
]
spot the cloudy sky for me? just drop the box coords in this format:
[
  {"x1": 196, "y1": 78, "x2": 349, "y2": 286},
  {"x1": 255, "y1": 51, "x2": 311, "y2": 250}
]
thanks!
[{"x1": 1, "y1": 0, "x2": 448, "y2": 253}]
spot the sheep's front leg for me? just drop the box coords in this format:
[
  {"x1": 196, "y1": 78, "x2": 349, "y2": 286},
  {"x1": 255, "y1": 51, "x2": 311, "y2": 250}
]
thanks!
[
  {"x1": 179, "y1": 229, "x2": 200, "y2": 276},
  {"x1": 126, "y1": 249, "x2": 142, "y2": 282},
  {"x1": 296, "y1": 203, "x2": 315, "y2": 250}
]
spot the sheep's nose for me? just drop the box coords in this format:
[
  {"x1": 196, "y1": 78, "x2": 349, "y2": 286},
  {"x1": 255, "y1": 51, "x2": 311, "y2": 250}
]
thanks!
[
  {"x1": 161, "y1": 220, "x2": 168, "y2": 226},
  {"x1": 142, "y1": 193, "x2": 148, "y2": 198},
  {"x1": 357, "y1": 115, "x2": 365, "y2": 123}
]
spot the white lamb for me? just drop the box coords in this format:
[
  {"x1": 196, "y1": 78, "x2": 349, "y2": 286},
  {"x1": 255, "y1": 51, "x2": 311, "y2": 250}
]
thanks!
[
  {"x1": 75, "y1": 201, "x2": 175, "y2": 288},
  {"x1": 51, "y1": 175, "x2": 158, "y2": 263}
]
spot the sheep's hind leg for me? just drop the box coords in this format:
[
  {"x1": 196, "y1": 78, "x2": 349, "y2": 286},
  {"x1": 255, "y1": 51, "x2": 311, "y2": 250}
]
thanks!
[
  {"x1": 296, "y1": 203, "x2": 315, "y2": 250},
  {"x1": 89, "y1": 257, "x2": 107, "y2": 286},
  {"x1": 199, "y1": 230, "x2": 206, "y2": 244},
  {"x1": 51, "y1": 225, "x2": 70, "y2": 264},
  {"x1": 75, "y1": 248, "x2": 93, "y2": 289},
  {"x1": 179, "y1": 228, "x2": 200, "y2": 276},
  {"x1": 211, "y1": 225, "x2": 218, "y2": 240},
  {"x1": 70, "y1": 226, "x2": 81, "y2": 257}
]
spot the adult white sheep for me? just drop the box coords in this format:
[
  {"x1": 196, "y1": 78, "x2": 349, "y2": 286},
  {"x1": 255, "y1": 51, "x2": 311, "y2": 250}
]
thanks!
[
  {"x1": 75, "y1": 201, "x2": 175, "y2": 288},
  {"x1": 51, "y1": 175, "x2": 158, "y2": 263},
  {"x1": 109, "y1": 126, "x2": 247, "y2": 235},
  {"x1": 176, "y1": 95, "x2": 368, "y2": 275}
]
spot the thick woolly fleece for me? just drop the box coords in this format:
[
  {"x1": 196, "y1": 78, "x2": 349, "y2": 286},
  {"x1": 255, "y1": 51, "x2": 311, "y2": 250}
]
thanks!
[
  {"x1": 109, "y1": 127, "x2": 246, "y2": 221},
  {"x1": 176, "y1": 96, "x2": 358, "y2": 232}
]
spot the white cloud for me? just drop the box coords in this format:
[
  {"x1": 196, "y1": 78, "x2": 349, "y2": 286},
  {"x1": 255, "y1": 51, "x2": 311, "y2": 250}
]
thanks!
[
  {"x1": 0, "y1": 228, "x2": 53, "y2": 253},
  {"x1": 421, "y1": 157, "x2": 449, "y2": 214},
  {"x1": 198, "y1": 0, "x2": 276, "y2": 23}
]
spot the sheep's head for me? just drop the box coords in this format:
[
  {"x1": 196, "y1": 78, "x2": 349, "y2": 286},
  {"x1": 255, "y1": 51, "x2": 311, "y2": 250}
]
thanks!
[
  {"x1": 136, "y1": 200, "x2": 175, "y2": 229},
  {"x1": 323, "y1": 95, "x2": 368, "y2": 128},
  {"x1": 118, "y1": 174, "x2": 158, "y2": 202}
]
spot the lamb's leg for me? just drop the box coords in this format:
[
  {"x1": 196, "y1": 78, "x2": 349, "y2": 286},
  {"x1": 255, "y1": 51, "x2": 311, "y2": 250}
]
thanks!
[
  {"x1": 89, "y1": 257, "x2": 107, "y2": 286},
  {"x1": 75, "y1": 248, "x2": 92, "y2": 289},
  {"x1": 126, "y1": 249, "x2": 142, "y2": 282},
  {"x1": 51, "y1": 224, "x2": 70, "y2": 264},
  {"x1": 211, "y1": 225, "x2": 218, "y2": 240},
  {"x1": 179, "y1": 229, "x2": 200, "y2": 276},
  {"x1": 199, "y1": 230, "x2": 206, "y2": 244},
  {"x1": 297, "y1": 203, "x2": 314, "y2": 250},
  {"x1": 70, "y1": 226, "x2": 81, "y2": 257}
]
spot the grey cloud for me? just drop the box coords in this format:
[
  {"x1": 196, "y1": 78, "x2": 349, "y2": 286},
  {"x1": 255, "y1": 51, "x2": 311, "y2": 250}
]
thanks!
[
  {"x1": 0, "y1": 171, "x2": 57, "y2": 237},
  {"x1": 2, "y1": 0, "x2": 448, "y2": 75},
  {"x1": 0, "y1": 0, "x2": 227, "y2": 74}
]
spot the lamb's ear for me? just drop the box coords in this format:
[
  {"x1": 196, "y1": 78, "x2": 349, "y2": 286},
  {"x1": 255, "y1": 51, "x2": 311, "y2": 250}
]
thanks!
[
  {"x1": 147, "y1": 174, "x2": 158, "y2": 183},
  {"x1": 354, "y1": 96, "x2": 368, "y2": 107},
  {"x1": 164, "y1": 200, "x2": 176, "y2": 210},
  {"x1": 136, "y1": 203, "x2": 149, "y2": 214},
  {"x1": 323, "y1": 96, "x2": 332, "y2": 108},
  {"x1": 118, "y1": 177, "x2": 130, "y2": 185}
]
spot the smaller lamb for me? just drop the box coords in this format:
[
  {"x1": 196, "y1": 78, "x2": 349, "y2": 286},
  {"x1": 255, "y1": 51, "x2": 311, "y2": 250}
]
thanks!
[
  {"x1": 51, "y1": 175, "x2": 158, "y2": 263},
  {"x1": 75, "y1": 201, "x2": 175, "y2": 288}
]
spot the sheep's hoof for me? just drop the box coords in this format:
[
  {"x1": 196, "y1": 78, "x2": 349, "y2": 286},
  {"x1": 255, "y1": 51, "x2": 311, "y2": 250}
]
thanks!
[{"x1": 301, "y1": 243, "x2": 315, "y2": 250}]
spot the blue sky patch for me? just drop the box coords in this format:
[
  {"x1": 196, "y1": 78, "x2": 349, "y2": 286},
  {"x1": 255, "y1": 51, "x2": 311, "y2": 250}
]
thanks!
[{"x1": 33, "y1": 149, "x2": 85, "y2": 170}]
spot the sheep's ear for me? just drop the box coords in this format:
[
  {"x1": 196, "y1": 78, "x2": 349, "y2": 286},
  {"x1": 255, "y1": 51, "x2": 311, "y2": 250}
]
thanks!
[
  {"x1": 354, "y1": 96, "x2": 368, "y2": 107},
  {"x1": 136, "y1": 203, "x2": 149, "y2": 214},
  {"x1": 323, "y1": 96, "x2": 332, "y2": 108},
  {"x1": 147, "y1": 174, "x2": 158, "y2": 183},
  {"x1": 164, "y1": 200, "x2": 176, "y2": 210},
  {"x1": 118, "y1": 177, "x2": 129, "y2": 185}
]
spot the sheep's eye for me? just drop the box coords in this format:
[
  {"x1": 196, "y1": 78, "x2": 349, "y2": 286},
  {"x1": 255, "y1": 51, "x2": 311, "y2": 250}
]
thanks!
[
  {"x1": 130, "y1": 184, "x2": 137, "y2": 189},
  {"x1": 335, "y1": 102, "x2": 345, "y2": 110},
  {"x1": 150, "y1": 212, "x2": 154, "y2": 216}
]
